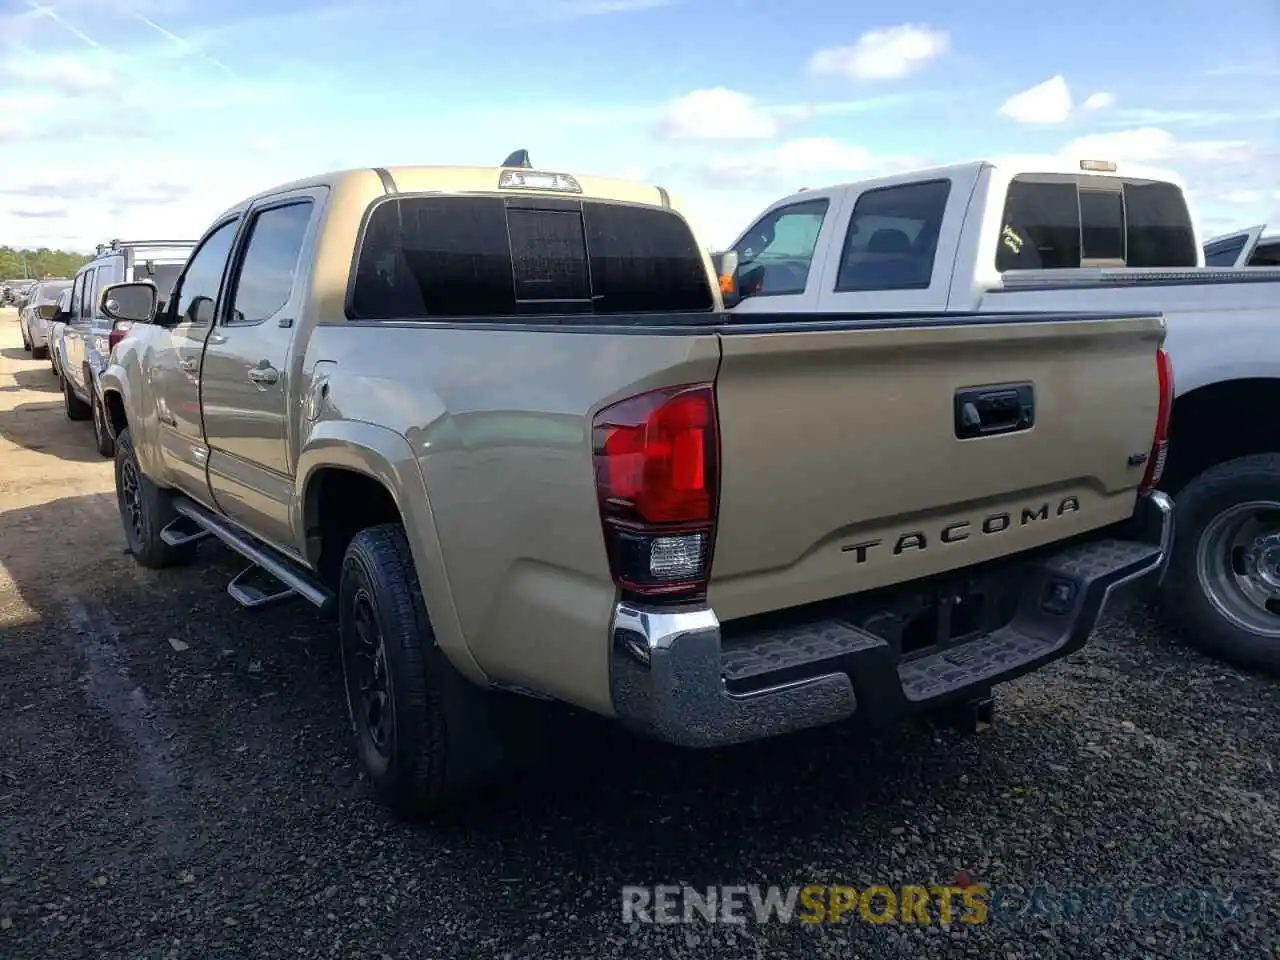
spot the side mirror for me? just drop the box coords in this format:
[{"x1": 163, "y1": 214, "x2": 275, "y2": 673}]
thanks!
[
  {"x1": 37, "y1": 303, "x2": 59, "y2": 321},
  {"x1": 101, "y1": 281, "x2": 158, "y2": 324},
  {"x1": 716, "y1": 250, "x2": 742, "y2": 309}
]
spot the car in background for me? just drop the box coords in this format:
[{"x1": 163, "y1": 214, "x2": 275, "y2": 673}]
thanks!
[
  {"x1": 55, "y1": 238, "x2": 194, "y2": 457},
  {"x1": 17, "y1": 279, "x2": 72, "y2": 359},
  {"x1": 48, "y1": 288, "x2": 73, "y2": 377}
]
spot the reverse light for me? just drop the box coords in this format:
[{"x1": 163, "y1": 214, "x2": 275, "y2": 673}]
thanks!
[
  {"x1": 498, "y1": 169, "x2": 583, "y2": 193},
  {"x1": 1140, "y1": 347, "x2": 1174, "y2": 491},
  {"x1": 593, "y1": 384, "x2": 719, "y2": 600},
  {"x1": 107, "y1": 319, "x2": 133, "y2": 353}
]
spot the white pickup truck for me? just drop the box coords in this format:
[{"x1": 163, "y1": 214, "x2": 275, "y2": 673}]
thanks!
[{"x1": 719, "y1": 157, "x2": 1280, "y2": 675}]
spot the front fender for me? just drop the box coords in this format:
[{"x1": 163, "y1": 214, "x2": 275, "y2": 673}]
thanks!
[{"x1": 294, "y1": 419, "x2": 486, "y2": 686}]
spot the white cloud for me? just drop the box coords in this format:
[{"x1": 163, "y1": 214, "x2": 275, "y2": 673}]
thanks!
[
  {"x1": 657, "y1": 88, "x2": 779, "y2": 141},
  {"x1": 1063, "y1": 126, "x2": 1254, "y2": 164},
  {"x1": 1219, "y1": 189, "x2": 1263, "y2": 205},
  {"x1": 1081, "y1": 91, "x2": 1115, "y2": 110},
  {"x1": 0, "y1": 53, "x2": 117, "y2": 94},
  {"x1": 703, "y1": 137, "x2": 925, "y2": 189},
  {"x1": 809, "y1": 25, "x2": 949, "y2": 82},
  {"x1": 999, "y1": 75, "x2": 1073, "y2": 124}
]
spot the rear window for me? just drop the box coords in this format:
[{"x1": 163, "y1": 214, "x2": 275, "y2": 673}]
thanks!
[
  {"x1": 996, "y1": 176, "x2": 1198, "y2": 271},
  {"x1": 348, "y1": 196, "x2": 714, "y2": 320},
  {"x1": 1204, "y1": 236, "x2": 1247, "y2": 267}
]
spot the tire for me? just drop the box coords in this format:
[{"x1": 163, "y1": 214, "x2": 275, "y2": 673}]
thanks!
[
  {"x1": 32, "y1": 344, "x2": 48, "y2": 360},
  {"x1": 114, "y1": 428, "x2": 195, "y2": 569},
  {"x1": 21, "y1": 325, "x2": 32, "y2": 353},
  {"x1": 1161, "y1": 453, "x2": 1280, "y2": 676},
  {"x1": 338, "y1": 524, "x2": 530, "y2": 816},
  {"x1": 62, "y1": 372, "x2": 91, "y2": 421},
  {"x1": 91, "y1": 389, "x2": 115, "y2": 458}
]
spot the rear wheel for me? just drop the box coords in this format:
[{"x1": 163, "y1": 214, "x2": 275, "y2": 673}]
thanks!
[
  {"x1": 114, "y1": 428, "x2": 195, "y2": 568},
  {"x1": 1162, "y1": 454, "x2": 1280, "y2": 676},
  {"x1": 21, "y1": 325, "x2": 32, "y2": 353},
  {"x1": 32, "y1": 343, "x2": 48, "y2": 360},
  {"x1": 338, "y1": 524, "x2": 531, "y2": 816},
  {"x1": 62, "y1": 372, "x2": 91, "y2": 421},
  {"x1": 91, "y1": 389, "x2": 115, "y2": 457}
]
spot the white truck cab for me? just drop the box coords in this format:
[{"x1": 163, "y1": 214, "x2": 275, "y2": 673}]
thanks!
[{"x1": 723, "y1": 157, "x2": 1280, "y2": 676}]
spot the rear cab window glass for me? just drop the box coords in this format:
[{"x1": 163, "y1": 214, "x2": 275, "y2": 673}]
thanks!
[
  {"x1": 1204, "y1": 237, "x2": 1247, "y2": 267},
  {"x1": 997, "y1": 175, "x2": 1197, "y2": 271},
  {"x1": 731, "y1": 198, "x2": 829, "y2": 297},
  {"x1": 348, "y1": 196, "x2": 713, "y2": 320},
  {"x1": 836, "y1": 179, "x2": 951, "y2": 292},
  {"x1": 69, "y1": 271, "x2": 86, "y2": 319},
  {"x1": 78, "y1": 268, "x2": 96, "y2": 319},
  {"x1": 227, "y1": 201, "x2": 314, "y2": 324}
]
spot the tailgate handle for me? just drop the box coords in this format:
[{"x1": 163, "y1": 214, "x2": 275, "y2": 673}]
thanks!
[{"x1": 955, "y1": 383, "x2": 1035, "y2": 439}]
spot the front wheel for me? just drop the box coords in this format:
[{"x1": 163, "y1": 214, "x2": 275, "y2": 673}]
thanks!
[
  {"x1": 338, "y1": 524, "x2": 529, "y2": 816},
  {"x1": 114, "y1": 428, "x2": 195, "y2": 568},
  {"x1": 62, "y1": 372, "x2": 91, "y2": 421},
  {"x1": 1161, "y1": 453, "x2": 1280, "y2": 676}
]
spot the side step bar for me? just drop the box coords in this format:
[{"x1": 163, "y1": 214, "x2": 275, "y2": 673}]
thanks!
[{"x1": 168, "y1": 498, "x2": 336, "y2": 614}]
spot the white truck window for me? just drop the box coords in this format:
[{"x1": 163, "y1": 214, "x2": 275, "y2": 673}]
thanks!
[
  {"x1": 998, "y1": 176, "x2": 1198, "y2": 272},
  {"x1": 733, "y1": 198, "x2": 829, "y2": 298},
  {"x1": 835, "y1": 179, "x2": 951, "y2": 292}
]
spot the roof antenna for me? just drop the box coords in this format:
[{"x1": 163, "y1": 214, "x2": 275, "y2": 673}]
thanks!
[{"x1": 502, "y1": 149, "x2": 532, "y2": 169}]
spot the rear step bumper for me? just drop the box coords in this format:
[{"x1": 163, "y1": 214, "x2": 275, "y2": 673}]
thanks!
[{"x1": 609, "y1": 490, "x2": 1173, "y2": 748}]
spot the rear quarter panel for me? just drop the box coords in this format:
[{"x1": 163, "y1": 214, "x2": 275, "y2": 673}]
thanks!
[{"x1": 299, "y1": 322, "x2": 720, "y2": 714}]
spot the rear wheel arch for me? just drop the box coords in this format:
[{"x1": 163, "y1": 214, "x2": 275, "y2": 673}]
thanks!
[{"x1": 1161, "y1": 378, "x2": 1280, "y2": 497}]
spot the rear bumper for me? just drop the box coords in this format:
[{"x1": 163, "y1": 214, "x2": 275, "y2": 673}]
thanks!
[{"x1": 610, "y1": 490, "x2": 1173, "y2": 748}]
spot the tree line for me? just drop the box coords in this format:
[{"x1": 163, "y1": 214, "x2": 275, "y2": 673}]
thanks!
[{"x1": 0, "y1": 246, "x2": 93, "y2": 281}]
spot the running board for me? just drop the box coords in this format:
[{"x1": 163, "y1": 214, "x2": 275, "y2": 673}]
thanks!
[
  {"x1": 159, "y1": 515, "x2": 213, "y2": 548},
  {"x1": 228, "y1": 565, "x2": 297, "y2": 610},
  {"x1": 171, "y1": 497, "x2": 335, "y2": 614}
]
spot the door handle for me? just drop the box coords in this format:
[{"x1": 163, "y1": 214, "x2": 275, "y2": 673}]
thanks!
[
  {"x1": 177, "y1": 358, "x2": 197, "y2": 373},
  {"x1": 955, "y1": 383, "x2": 1035, "y2": 439},
  {"x1": 247, "y1": 365, "x2": 279, "y2": 386}
]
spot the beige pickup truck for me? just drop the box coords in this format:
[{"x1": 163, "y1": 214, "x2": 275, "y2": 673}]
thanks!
[{"x1": 97, "y1": 158, "x2": 1175, "y2": 816}]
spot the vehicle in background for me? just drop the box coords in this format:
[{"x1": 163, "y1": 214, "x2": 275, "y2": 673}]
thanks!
[
  {"x1": 718, "y1": 156, "x2": 1280, "y2": 675},
  {"x1": 48, "y1": 288, "x2": 72, "y2": 377},
  {"x1": 18, "y1": 279, "x2": 72, "y2": 358},
  {"x1": 100, "y1": 158, "x2": 1172, "y2": 816},
  {"x1": 53, "y1": 238, "x2": 194, "y2": 458},
  {"x1": 1204, "y1": 224, "x2": 1280, "y2": 268}
]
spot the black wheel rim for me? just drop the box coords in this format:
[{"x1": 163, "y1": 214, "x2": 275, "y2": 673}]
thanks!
[
  {"x1": 118, "y1": 458, "x2": 145, "y2": 545},
  {"x1": 344, "y1": 588, "x2": 394, "y2": 757}
]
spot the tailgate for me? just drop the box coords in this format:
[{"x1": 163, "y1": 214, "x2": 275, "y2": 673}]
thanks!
[{"x1": 708, "y1": 313, "x2": 1165, "y2": 621}]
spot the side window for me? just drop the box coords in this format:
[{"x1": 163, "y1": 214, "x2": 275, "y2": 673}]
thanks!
[
  {"x1": 997, "y1": 180, "x2": 1080, "y2": 271},
  {"x1": 835, "y1": 179, "x2": 951, "y2": 292},
  {"x1": 226, "y1": 202, "x2": 313, "y2": 325},
  {"x1": 1249, "y1": 241, "x2": 1280, "y2": 267},
  {"x1": 171, "y1": 219, "x2": 240, "y2": 326},
  {"x1": 78, "y1": 268, "x2": 97, "y2": 321},
  {"x1": 69, "y1": 271, "x2": 86, "y2": 319},
  {"x1": 732, "y1": 199, "x2": 829, "y2": 297},
  {"x1": 88, "y1": 264, "x2": 110, "y2": 319}
]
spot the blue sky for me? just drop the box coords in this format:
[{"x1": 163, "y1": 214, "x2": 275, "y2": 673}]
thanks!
[{"x1": 1, "y1": 0, "x2": 1277, "y2": 251}]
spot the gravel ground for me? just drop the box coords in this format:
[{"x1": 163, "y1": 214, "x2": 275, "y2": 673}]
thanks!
[{"x1": 0, "y1": 311, "x2": 1277, "y2": 960}]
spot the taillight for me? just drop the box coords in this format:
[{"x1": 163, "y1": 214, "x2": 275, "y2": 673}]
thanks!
[
  {"x1": 592, "y1": 383, "x2": 719, "y2": 600},
  {"x1": 107, "y1": 320, "x2": 133, "y2": 353},
  {"x1": 1140, "y1": 346, "x2": 1174, "y2": 491}
]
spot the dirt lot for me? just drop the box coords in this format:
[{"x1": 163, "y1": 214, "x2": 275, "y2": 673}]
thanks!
[{"x1": 0, "y1": 309, "x2": 1277, "y2": 960}]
